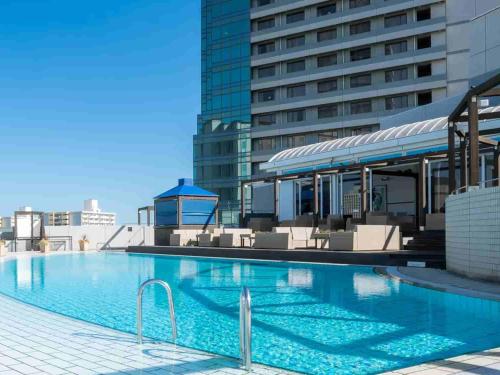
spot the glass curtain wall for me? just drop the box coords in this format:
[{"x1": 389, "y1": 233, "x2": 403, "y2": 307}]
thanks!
[{"x1": 194, "y1": 0, "x2": 251, "y2": 226}]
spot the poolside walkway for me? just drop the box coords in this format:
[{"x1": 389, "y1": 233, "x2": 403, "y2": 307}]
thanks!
[
  {"x1": 0, "y1": 293, "x2": 297, "y2": 375},
  {"x1": 0, "y1": 252, "x2": 296, "y2": 375},
  {"x1": 384, "y1": 266, "x2": 500, "y2": 301}
]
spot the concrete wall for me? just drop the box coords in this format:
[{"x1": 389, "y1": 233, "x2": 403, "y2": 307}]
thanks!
[
  {"x1": 446, "y1": 0, "x2": 500, "y2": 95},
  {"x1": 469, "y1": 5, "x2": 500, "y2": 82},
  {"x1": 446, "y1": 186, "x2": 500, "y2": 282},
  {"x1": 44, "y1": 225, "x2": 154, "y2": 251}
]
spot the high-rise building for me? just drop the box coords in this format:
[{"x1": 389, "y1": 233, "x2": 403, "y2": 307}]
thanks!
[
  {"x1": 194, "y1": 0, "x2": 500, "y2": 225},
  {"x1": 194, "y1": 0, "x2": 252, "y2": 226}
]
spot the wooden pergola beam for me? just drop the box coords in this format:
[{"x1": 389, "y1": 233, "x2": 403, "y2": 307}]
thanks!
[
  {"x1": 468, "y1": 96, "x2": 480, "y2": 186},
  {"x1": 448, "y1": 122, "x2": 457, "y2": 193}
]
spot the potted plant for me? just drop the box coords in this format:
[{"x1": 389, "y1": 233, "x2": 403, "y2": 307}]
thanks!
[
  {"x1": 0, "y1": 239, "x2": 7, "y2": 257},
  {"x1": 39, "y1": 237, "x2": 51, "y2": 253},
  {"x1": 79, "y1": 235, "x2": 90, "y2": 251}
]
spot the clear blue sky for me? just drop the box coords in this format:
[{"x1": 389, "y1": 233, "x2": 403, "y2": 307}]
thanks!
[{"x1": 0, "y1": 0, "x2": 200, "y2": 223}]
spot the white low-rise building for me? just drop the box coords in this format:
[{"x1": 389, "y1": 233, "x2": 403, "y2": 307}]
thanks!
[{"x1": 45, "y1": 200, "x2": 116, "y2": 226}]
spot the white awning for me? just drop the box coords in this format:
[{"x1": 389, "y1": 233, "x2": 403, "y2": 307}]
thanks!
[{"x1": 261, "y1": 106, "x2": 500, "y2": 173}]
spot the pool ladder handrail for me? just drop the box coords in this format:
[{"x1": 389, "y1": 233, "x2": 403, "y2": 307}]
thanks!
[
  {"x1": 239, "y1": 287, "x2": 252, "y2": 371},
  {"x1": 137, "y1": 279, "x2": 177, "y2": 345}
]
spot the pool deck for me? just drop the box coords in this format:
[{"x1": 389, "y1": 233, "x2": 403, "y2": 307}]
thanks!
[
  {"x1": 0, "y1": 252, "x2": 295, "y2": 375},
  {"x1": 381, "y1": 266, "x2": 500, "y2": 301},
  {"x1": 0, "y1": 252, "x2": 499, "y2": 375}
]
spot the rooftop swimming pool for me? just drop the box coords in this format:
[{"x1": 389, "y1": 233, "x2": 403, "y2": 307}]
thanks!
[{"x1": 0, "y1": 253, "x2": 498, "y2": 374}]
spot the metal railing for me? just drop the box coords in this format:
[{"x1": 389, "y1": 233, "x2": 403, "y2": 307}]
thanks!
[
  {"x1": 239, "y1": 287, "x2": 252, "y2": 371},
  {"x1": 452, "y1": 178, "x2": 500, "y2": 195},
  {"x1": 137, "y1": 279, "x2": 177, "y2": 345}
]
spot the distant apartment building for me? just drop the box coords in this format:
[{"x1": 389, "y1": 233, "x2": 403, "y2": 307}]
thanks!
[
  {"x1": 0, "y1": 217, "x2": 13, "y2": 229},
  {"x1": 193, "y1": 0, "x2": 500, "y2": 225},
  {"x1": 44, "y1": 200, "x2": 116, "y2": 226}
]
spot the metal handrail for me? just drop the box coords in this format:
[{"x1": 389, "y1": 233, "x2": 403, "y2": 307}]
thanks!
[
  {"x1": 239, "y1": 287, "x2": 252, "y2": 371},
  {"x1": 137, "y1": 279, "x2": 177, "y2": 344},
  {"x1": 452, "y1": 178, "x2": 500, "y2": 195}
]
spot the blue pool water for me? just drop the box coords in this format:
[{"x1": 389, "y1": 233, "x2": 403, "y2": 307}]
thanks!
[{"x1": 0, "y1": 253, "x2": 499, "y2": 374}]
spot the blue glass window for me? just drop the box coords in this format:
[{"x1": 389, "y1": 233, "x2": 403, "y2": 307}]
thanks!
[
  {"x1": 155, "y1": 200, "x2": 178, "y2": 226},
  {"x1": 182, "y1": 200, "x2": 217, "y2": 225}
]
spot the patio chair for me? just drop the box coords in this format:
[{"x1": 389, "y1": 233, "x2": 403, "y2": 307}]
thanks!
[
  {"x1": 218, "y1": 228, "x2": 253, "y2": 248},
  {"x1": 329, "y1": 225, "x2": 400, "y2": 251},
  {"x1": 169, "y1": 229, "x2": 203, "y2": 246},
  {"x1": 254, "y1": 232, "x2": 293, "y2": 250},
  {"x1": 197, "y1": 228, "x2": 223, "y2": 247}
]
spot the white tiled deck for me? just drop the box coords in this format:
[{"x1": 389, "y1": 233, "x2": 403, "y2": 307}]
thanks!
[{"x1": 0, "y1": 293, "x2": 292, "y2": 375}]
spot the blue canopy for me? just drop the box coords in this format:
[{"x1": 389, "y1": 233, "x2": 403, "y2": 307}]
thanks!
[{"x1": 154, "y1": 178, "x2": 218, "y2": 199}]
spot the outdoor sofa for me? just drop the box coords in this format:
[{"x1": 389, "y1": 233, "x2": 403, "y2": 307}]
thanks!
[
  {"x1": 329, "y1": 225, "x2": 400, "y2": 251},
  {"x1": 169, "y1": 229, "x2": 204, "y2": 246}
]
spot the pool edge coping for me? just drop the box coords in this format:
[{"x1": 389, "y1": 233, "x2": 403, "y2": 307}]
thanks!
[{"x1": 375, "y1": 266, "x2": 500, "y2": 302}]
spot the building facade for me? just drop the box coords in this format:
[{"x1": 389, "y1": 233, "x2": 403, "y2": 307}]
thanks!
[
  {"x1": 193, "y1": 0, "x2": 252, "y2": 226},
  {"x1": 194, "y1": 0, "x2": 500, "y2": 225},
  {"x1": 44, "y1": 200, "x2": 116, "y2": 226}
]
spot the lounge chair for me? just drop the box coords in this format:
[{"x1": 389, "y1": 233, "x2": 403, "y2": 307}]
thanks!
[
  {"x1": 197, "y1": 228, "x2": 223, "y2": 247},
  {"x1": 329, "y1": 225, "x2": 400, "y2": 251},
  {"x1": 254, "y1": 232, "x2": 292, "y2": 250},
  {"x1": 273, "y1": 227, "x2": 317, "y2": 249},
  {"x1": 219, "y1": 228, "x2": 253, "y2": 248},
  {"x1": 169, "y1": 229, "x2": 204, "y2": 246}
]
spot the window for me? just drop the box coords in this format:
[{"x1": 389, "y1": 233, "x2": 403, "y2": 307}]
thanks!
[
  {"x1": 254, "y1": 113, "x2": 276, "y2": 126},
  {"x1": 416, "y1": 7, "x2": 431, "y2": 21},
  {"x1": 351, "y1": 100, "x2": 372, "y2": 114},
  {"x1": 350, "y1": 21, "x2": 370, "y2": 35},
  {"x1": 283, "y1": 134, "x2": 306, "y2": 148},
  {"x1": 286, "y1": 35, "x2": 305, "y2": 49},
  {"x1": 318, "y1": 130, "x2": 340, "y2": 142},
  {"x1": 317, "y1": 3, "x2": 336, "y2": 16},
  {"x1": 257, "y1": 90, "x2": 275, "y2": 102},
  {"x1": 417, "y1": 63, "x2": 432, "y2": 77},
  {"x1": 318, "y1": 104, "x2": 338, "y2": 119},
  {"x1": 350, "y1": 126, "x2": 373, "y2": 136},
  {"x1": 350, "y1": 74, "x2": 371, "y2": 88},
  {"x1": 417, "y1": 35, "x2": 431, "y2": 49},
  {"x1": 384, "y1": 13, "x2": 407, "y2": 28},
  {"x1": 257, "y1": 18, "x2": 275, "y2": 31},
  {"x1": 253, "y1": 137, "x2": 275, "y2": 151},
  {"x1": 287, "y1": 59, "x2": 305, "y2": 73},
  {"x1": 385, "y1": 40, "x2": 407, "y2": 55},
  {"x1": 287, "y1": 84, "x2": 306, "y2": 98},
  {"x1": 385, "y1": 67, "x2": 408, "y2": 82},
  {"x1": 317, "y1": 53, "x2": 337, "y2": 67},
  {"x1": 317, "y1": 78, "x2": 337, "y2": 93},
  {"x1": 287, "y1": 11, "x2": 304, "y2": 24},
  {"x1": 257, "y1": 42, "x2": 275, "y2": 54},
  {"x1": 350, "y1": 47, "x2": 371, "y2": 61},
  {"x1": 287, "y1": 110, "x2": 305, "y2": 122},
  {"x1": 257, "y1": 65, "x2": 275, "y2": 78},
  {"x1": 385, "y1": 95, "x2": 408, "y2": 110},
  {"x1": 317, "y1": 27, "x2": 337, "y2": 42},
  {"x1": 257, "y1": 0, "x2": 273, "y2": 6},
  {"x1": 349, "y1": 0, "x2": 370, "y2": 9},
  {"x1": 417, "y1": 91, "x2": 432, "y2": 106}
]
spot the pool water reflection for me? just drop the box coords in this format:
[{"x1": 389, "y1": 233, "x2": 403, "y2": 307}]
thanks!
[{"x1": 0, "y1": 253, "x2": 498, "y2": 375}]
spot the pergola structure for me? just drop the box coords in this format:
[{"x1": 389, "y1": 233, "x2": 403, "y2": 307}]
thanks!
[
  {"x1": 137, "y1": 206, "x2": 154, "y2": 226},
  {"x1": 241, "y1": 149, "x2": 451, "y2": 229},
  {"x1": 447, "y1": 73, "x2": 500, "y2": 192},
  {"x1": 241, "y1": 73, "x2": 500, "y2": 229}
]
